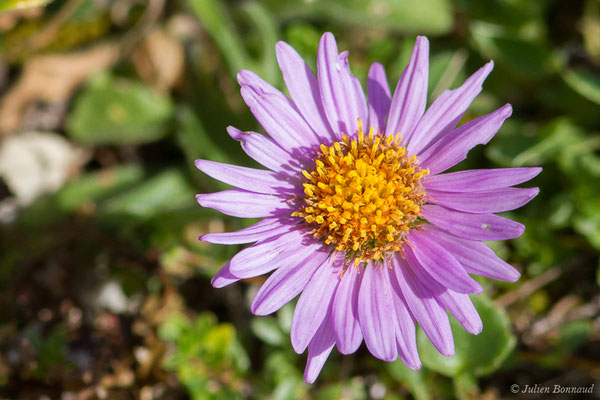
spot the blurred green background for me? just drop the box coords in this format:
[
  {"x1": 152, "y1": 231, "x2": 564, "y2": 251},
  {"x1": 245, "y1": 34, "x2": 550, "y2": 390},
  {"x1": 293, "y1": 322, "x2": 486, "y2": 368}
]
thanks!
[{"x1": 0, "y1": 0, "x2": 599, "y2": 398}]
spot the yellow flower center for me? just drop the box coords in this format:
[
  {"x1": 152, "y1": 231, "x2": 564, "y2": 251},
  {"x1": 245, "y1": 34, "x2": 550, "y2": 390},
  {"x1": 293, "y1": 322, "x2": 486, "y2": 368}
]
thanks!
[{"x1": 292, "y1": 121, "x2": 429, "y2": 266}]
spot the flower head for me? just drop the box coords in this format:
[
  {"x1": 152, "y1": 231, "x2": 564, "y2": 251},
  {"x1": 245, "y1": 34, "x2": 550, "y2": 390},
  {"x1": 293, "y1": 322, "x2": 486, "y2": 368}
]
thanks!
[{"x1": 195, "y1": 32, "x2": 541, "y2": 383}]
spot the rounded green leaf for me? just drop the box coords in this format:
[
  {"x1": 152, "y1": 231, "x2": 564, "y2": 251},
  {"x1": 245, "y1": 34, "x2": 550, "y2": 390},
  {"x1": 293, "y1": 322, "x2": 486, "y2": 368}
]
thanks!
[
  {"x1": 562, "y1": 67, "x2": 600, "y2": 105},
  {"x1": 251, "y1": 317, "x2": 285, "y2": 346},
  {"x1": 265, "y1": 0, "x2": 454, "y2": 35},
  {"x1": 0, "y1": 0, "x2": 52, "y2": 12},
  {"x1": 417, "y1": 295, "x2": 516, "y2": 377},
  {"x1": 67, "y1": 74, "x2": 173, "y2": 145}
]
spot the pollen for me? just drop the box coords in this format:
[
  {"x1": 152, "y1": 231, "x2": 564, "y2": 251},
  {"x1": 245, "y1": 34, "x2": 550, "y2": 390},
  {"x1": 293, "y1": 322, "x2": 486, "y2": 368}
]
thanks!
[{"x1": 292, "y1": 121, "x2": 429, "y2": 266}]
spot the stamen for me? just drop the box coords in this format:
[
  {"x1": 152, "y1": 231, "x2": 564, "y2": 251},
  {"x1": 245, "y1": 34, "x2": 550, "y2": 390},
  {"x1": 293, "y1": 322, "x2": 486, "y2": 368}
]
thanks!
[{"x1": 292, "y1": 120, "x2": 429, "y2": 266}]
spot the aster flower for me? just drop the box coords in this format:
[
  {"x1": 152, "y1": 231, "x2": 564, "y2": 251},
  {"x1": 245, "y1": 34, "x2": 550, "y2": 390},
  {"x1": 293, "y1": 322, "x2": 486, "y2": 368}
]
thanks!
[{"x1": 195, "y1": 32, "x2": 541, "y2": 383}]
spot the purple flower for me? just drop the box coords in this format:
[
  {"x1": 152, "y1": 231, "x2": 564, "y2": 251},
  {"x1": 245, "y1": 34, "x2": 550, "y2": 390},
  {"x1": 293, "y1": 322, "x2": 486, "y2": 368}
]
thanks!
[{"x1": 195, "y1": 32, "x2": 541, "y2": 383}]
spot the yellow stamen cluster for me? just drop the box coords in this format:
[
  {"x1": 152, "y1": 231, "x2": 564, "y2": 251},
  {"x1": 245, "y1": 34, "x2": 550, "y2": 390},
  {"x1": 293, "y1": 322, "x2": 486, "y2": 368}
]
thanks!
[{"x1": 292, "y1": 121, "x2": 429, "y2": 266}]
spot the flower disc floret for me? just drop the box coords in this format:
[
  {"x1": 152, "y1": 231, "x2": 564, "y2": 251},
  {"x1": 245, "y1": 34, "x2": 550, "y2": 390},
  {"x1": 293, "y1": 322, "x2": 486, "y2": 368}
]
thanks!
[{"x1": 292, "y1": 122, "x2": 429, "y2": 265}]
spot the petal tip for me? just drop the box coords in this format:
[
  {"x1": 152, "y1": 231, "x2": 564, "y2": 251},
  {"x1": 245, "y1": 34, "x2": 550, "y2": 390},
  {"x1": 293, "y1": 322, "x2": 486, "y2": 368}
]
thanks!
[
  {"x1": 501, "y1": 103, "x2": 513, "y2": 116},
  {"x1": 440, "y1": 346, "x2": 455, "y2": 357},
  {"x1": 472, "y1": 282, "x2": 484, "y2": 295},
  {"x1": 470, "y1": 324, "x2": 483, "y2": 335},
  {"x1": 506, "y1": 268, "x2": 522, "y2": 283},
  {"x1": 303, "y1": 371, "x2": 317, "y2": 384},
  {"x1": 415, "y1": 35, "x2": 430, "y2": 50},
  {"x1": 404, "y1": 358, "x2": 423, "y2": 370},
  {"x1": 226, "y1": 126, "x2": 243, "y2": 140},
  {"x1": 194, "y1": 159, "x2": 206, "y2": 170}
]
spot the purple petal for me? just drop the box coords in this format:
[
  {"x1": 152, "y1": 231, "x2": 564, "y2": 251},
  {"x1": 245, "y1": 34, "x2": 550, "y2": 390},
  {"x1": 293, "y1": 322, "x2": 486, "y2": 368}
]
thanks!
[
  {"x1": 317, "y1": 32, "x2": 366, "y2": 138},
  {"x1": 251, "y1": 246, "x2": 330, "y2": 316},
  {"x1": 428, "y1": 187, "x2": 540, "y2": 214},
  {"x1": 228, "y1": 228, "x2": 313, "y2": 278},
  {"x1": 407, "y1": 258, "x2": 482, "y2": 335},
  {"x1": 417, "y1": 104, "x2": 512, "y2": 175},
  {"x1": 239, "y1": 82, "x2": 320, "y2": 150},
  {"x1": 303, "y1": 312, "x2": 336, "y2": 384},
  {"x1": 227, "y1": 126, "x2": 298, "y2": 174},
  {"x1": 332, "y1": 263, "x2": 364, "y2": 354},
  {"x1": 357, "y1": 263, "x2": 397, "y2": 361},
  {"x1": 407, "y1": 61, "x2": 494, "y2": 155},
  {"x1": 195, "y1": 159, "x2": 299, "y2": 194},
  {"x1": 196, "y1": 189, "x2": 292, "y2": 218},
  {"x1": 367, "y1": 62, "x2": 392, "y2": 133},
  {"x1": 200, "y1": 217, "x2": 293, "y2": 245},
  {"x1": 407, "y1": 231, "x2": 483, "y2": 294},
  {"x1": 424, "y1": 167, "x2": 542, "y2": 192},
  {"x1": 291, "y1": 256, "x2": 339, "y2": 354},
  {"x1": 211, "y1": 261, "x2": 240, "y2": 288},
  {"x1": 275, "y1": 41, "x2": 335, "y2": 142},
  {"x1": 346, "y1": 55, "x2": 369, "y2": 128},
  {"x1": 422, "y1": 204, "x2": 525, "y2": 241},
  {"x1": 385, "y1": 36, "x2": 429, "y2": 142},
  {"x1": 386, "y1": 267, "x2": 421, "y2": 370},
  {"x1": 425, "y1": 226, "x2": 521, "y2": 282},
  {"x1": 437, "y1": 290, "x2": 482, "y2": 335},
  {"x1": 391, "y1": 256, "x2": 454, "y2": 356}
]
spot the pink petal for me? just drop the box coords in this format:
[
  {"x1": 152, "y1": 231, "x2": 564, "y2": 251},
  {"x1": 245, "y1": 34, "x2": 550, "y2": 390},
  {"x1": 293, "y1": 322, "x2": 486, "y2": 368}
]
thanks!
[
  {"x1": 428, "y1": 187, "x2": 539, "y2": 214},
  {"x1": 251, "y1": 246, "x2": 330, "y2": 316},
  {"x1": 407, "y1": 231, "x2": 483, "y2": 294},
  {"x1": 275, "y1": 41, "x2": 335, "y2": 143},
  {"x1": 228, "y1": 228, "x2": 313, "y2": 279},
  {"x1": 406, "y1": 256, "x2": 482, "y2": 335},
  {"x1": 391, "y1": 256, "x2": 454, "y2": 356},
  {"x1": 417, "y1": 104, "x2": 512, "y2": 175},
  {"x1": 303, "y1": 312, "x2": 336, "y2": 384},
  {"x1": 317, "y1": 32, "x2": 366, "y2": 138},
  {"x1": 196, "y1": 189, "x2": 292, "y2": 218},
  {"x1": 195, "y1": 159, "x2": 299, "y2": 194},
  {"x1": 291, "y1": 256, "x2": 340, "y2": 354},
  {"x1": 240, "y1": 83, "x2": 320, "y2": 150},
  {"x1": 227, "y1": 126, "x2": 298, "y2": 174},
  {"x1": 385, "y1": 36, "x2": 429, "y2": 142},
  {"x1": 387, "y1": 267, "x2": 421, "y2": 369},
  {"x1": 332, "y1": 263, "x2": 364, "y2": 354},
  {"x1": 422, "y1": 204, "x2": 525, "y2": 241},
  {"x1": 367, "y1": 62, "x2": 392, "y2": 133},
  {"x1": 407, "y1": 61, "x2": 494, "y2": 155},
  {"x1": 425, "y1": 226, "x2": 521, "y2": 282},
  {"x1": 200, "y1": 217, "x2": 293, "y2": 245},
  {"x1": 424, "y1": 167, "x2": 542, "y2": 192},
  {"x1": 211, "y1": 261, "x2": 240, "y2": 288},
  {"x1": 358, "y1": 263, "x2": 397, "y2": 361}
]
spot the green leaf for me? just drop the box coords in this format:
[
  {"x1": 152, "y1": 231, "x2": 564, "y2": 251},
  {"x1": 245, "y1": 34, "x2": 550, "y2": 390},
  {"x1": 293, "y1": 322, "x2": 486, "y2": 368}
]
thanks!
[
  {"x1": 559, "y1": 320, "x2": 591, "y2": 353},
  {"x1": 0, "y1": 0, "x2": 52, "y2": 12},
  {"x1": 417, "y1": 296, "x2": 516, "y2": 377},
  {"x1": 185, "y1": 0, "x2": 250, "y2": 77},
  {"x1": 272, "y1": 378, "x2": 302, "y2": 400},
  {"x1": 251, "y1": 317, "x2": 285, "y2": 346},
  {"x1": 277, "y1": 303, "x2": 294, "y2": 334},
  {"x1": 487, "y1": 118, "x2": 586, "y2": 168},
  {"x1": 470, "y1": 22, "x2": 555, "y2": 77},
  {"x1": 266, "y1": 0, "x2": 454, "y2": 34},
  {"x1": 562, "y1": 67, "x2": 600, "y2": 105},
  {"x1": 242, "y1": 2, "x2": 280, "y2": 84},
  {"x1": 428, "y1": 49, "x2": 468, "y2": 100},
  {"x1": 176, "y1": 106, "x2": 234, "y2": 166},
  {"x1": 159, "y1": 312, "x2": 249, "y2": 399},
  {"x1": 56, "y1": 164, "x2": 144, "y2": 211},
  {"x1": 101, "y1": 169, "x2": 195, "y2": 218},
  {"x1": 67, "y1": 74, "x2": 173, "y2": 145},
  {"x1": 387, "y1": 360, "x2": 431, "y2": 400}
]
